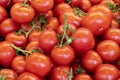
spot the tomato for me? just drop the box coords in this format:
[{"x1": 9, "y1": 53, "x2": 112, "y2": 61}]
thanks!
[
  {"x1": 45, "y1": 17, "x2": 59, "y2": 31},
  {"x1": 70, "y1": 0, "x2": 81, "y2": 7},
  {"x1": 25, "y1": 41, "x2": 43, "y2": 53},
  {"x1": 18, "y1": 72, "x2": 43, "y2": 80},
  {"x1": 70, "y1": 28, "x2": 95, "y2": 54},
  {"x1": 38, "y1": 30, "x2": 58, "y2": 53},
  {"x1": 51, "y1": 45, "x2": 75, "y2": 65},
  {"x1": 96, "y1": 40, "x2": 120, "y2": 63},
  {"x1": 30, "y1": 0, "x2": 54, "y2": 13},
  {"x1": 74, "y1": 74, "x2": 92, "y2": 80},
  {"x1": 0, "y1": 18, "x2": 19, "y2": 37},
  {"x1": 59, "y1": 12, "x2": 82, "y2": 28},
  {"x1": 54, "y1": 0, "x2": 64, "y2": 3},
  {"x1": 103, "y1": 28, "x2": 120, "y2": 45},
  {"x1": 44, "y1": 10, "x2": 53, "y2": 19},
  {"x1": 89, "y1": 0, "x2": 101, "y2": 5},
  {"x1": 0, "y1": 5, "x2": 8, "y2": 23},
  {"x1": 5, "y1": 32, "x2": 28, "y2": 48},
  {"x1": 81, "y1": 50, "x2": 102, "y2": 72},
  {"x1": 53, "y1": 3, "x2": 73, "y2": 18},
  {"x1": 50, "y1": 66, "x2": 71, "y2": 80},
  {"x1": 10, "y1": 3, "x2": 35, "y2": 24},
  {"x1": 11, "y1": 55, "x2": 26, "y2": 75},
  {"x1": 79, "y1": 0, "x2": 92, "y2": 12},
  {"x1": 25, "y1": 52, "x2": 52, "y2": 77},
  {"x1": 28, "y1": 29, "x2": 41, "y2": 41},
  {"x1": 57, "y1": 23, "x2": 77, "y2": 35},
  {"x1": 0, "y1": 69, "x2": 17, "y2": 80},
  {"x1": 94, "y1": 64, "x2": 119, "y2": 80},
  {"x1": 0, "y1": 0, "x2": 13, "y2": 8},
  {"x1": 0, "y1": 41, "x2": 15, "y2": 67}
]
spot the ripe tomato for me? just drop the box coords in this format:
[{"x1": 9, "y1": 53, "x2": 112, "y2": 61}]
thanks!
[
  {"x1": 11, "y1": 55, "x2": 26, "y2": 75},
  {"x1": 0, "y1": 41, "x2": 15, "y2": 67},
  {"x1": 110, "y1": 19, "x2": 119, "y2": 28},
  {"x1": 0, "y1": 69, "x2": 17, "y2": 80},
  {"x1": 38, "y1": 30, "x2": 58, "y2": 53},
  {"x1": 74, "y1": 74, "x2": 92, "y2": 80},
  {"x1": 0, "y1": 5, "x2": 8, "y2": 23},
  {"x1": 0, "y1": 18, "x2": 19, "y2": 37},
  {"x1": 44, "y1": 10, "x2": 53, "y2": 19},
  {"x1": 18, "y1": 72, "x2": 43, "y2": 80},
  {"x1": 81, "y1": 50, "x2": 102, "y2": 72},
  {"x1": 96, "y1": 40, "x2": 120, "y2": 63},
  {"x1": 25, "y1": 52, "x2": 52, "y2": 77},
  {"x1": 10, "y1": 3, "x2": 35, "y2": 24},
  {"x1": 30, "y1": 0, "x2": 54, "y2": 13},
  {"x1": 5, "y1": 32, "x2": 28, "y2": 48},
  {"x1": 70, "y1": 0, "x2": 81, "y2": 7},
  {"x1": 12, "y1": 0, "x2": 29, "y2": 3},
  {"x1": 94, "y1": 64, "x2": 119, "y2": 80},
  {"x1": 70, "y1": 28, "x2": 95, "y2": 54},
  {"x1": 50, "y1": 66, "x2": 71, "y2": 80},
  {"x1": 51, "y1": 45, "x2": 75, "y2": 65},
  {"x1": 89, "y1": 0, "x2": 101, "y2": 5},
  {"x1": 53, "y1": 2, "x2": 73, "y2": 18},
  {"x1": 103, "y1": 28, "x2": 120, "y2": 45},
  {"x1": 0, "y1": 0, "x2": 13, "y2": 8}
]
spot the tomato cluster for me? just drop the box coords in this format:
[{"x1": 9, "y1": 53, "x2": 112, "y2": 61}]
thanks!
[{"x1": 0, "y1": 0, "x2": 120, "y2": 80}]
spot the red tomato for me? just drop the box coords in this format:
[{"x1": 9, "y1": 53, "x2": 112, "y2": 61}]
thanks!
[
  {"x1": 38, "y1": 30, "x2": 58, "y2": 53},
  {"x1": 110, "y1": 19, "x2": 119, "y2": 28},
  {"x1": 0, "y1": 0, "x2": 13, "y2": 8},
  {"x1": 50, "y1": 66, "x2": 71, "y2": 80},
  {"x1": 25, "y1": 52, "x2": 52, "y2": 77},
  {"x1": 11, "y1": 55, "x2": 26, "y2": 75},
  {"x1": 0, "y1": 5, "x2": 8, "y2": 23},
  {"x1": 10, "y1": 3, "x2": 35, "y2": 24},
  {"x1": 54, "y1": 0, "x2": 64, "y2": 3},
  {"x1": 28, "y1": 29, "x2": 41, "y2": 41},
  {"x1": 18, "y1": 72, "x2": 43, "y2": 80},
  {"x1": 80, "y1": 0, "x2": 92, "y2": 12},
  {"x1": 53, "y1": 2, "x2": 73, "y2": 18},
  {"x1": 51, "y1": 45, "x2": 75, "y2": 65},
  {"x1": 0, "y1": 41, "x2": 15, "y2": 67},
  {"x1": 30, "y1": 0, "x2": 54, "y2": 13},
  {"x1": 70, "y1": 0, "x2": 81, "y2": 7},
  {"x1": 45, "y1": 10, "x2": 53, "y2": 19},
  {"x1": 89, "y1": 0, "x2": 101, "y2": 5},
  {"x1": 74, "y1": 74, "x2": 92, "y2": 80},
  {"x1": 45, "y1": 17, "x2": 59, "y2": 31},
  {"x1": 81, "y1": 50, "x2": 102, "y2": 72},
  {"x1": 12, "y1": 0, "x2": 29, "y2": 3},
  {"x1": 0, "y1": 18, "x2": 19, "y2": 37},
  {"x1": 94, "y1": 64, "x2": 119, "y2": 80},
  {"x1": 96, "y1": 40, "x2": 120, "y2": 63},
  {"x1": 71, "y1": 28, "x2": 95, "y2": 54},
  {"x1": 5, "y1": 32, "x2": 28, "y2": 48},
  {"x1": 0, "y1": 69, "x2": 17, "y2": 80},
  {"x1": 103, "y1": 28, "x2": 120, "y2": 45}
]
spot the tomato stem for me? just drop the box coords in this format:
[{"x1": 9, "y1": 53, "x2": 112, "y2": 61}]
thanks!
[
  {"x1": 74, "y1": 7, "x2": 86, "y2": 17},
  {"x1": 0, "y1": 75, "x2": 7, "y2": 80},
  {"x1": 63, "y1": 68, "x2": 74, "y2": 80}
]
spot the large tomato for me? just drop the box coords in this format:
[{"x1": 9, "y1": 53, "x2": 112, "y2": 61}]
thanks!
[
  {"x1": 70, "y1": 28, "x2": 95, "y2": 54},
  {"x1": 30, "y1": 0, "x2": 54, "y2": 13},
  {"x1": 74, "y1": 74, "x2": 92, "y2": 80},
  {"x1": 94, "y1": 64, "x2": 119, "y2": 80},
  {"x1": 25, "y1": 52, "x2": 52, "y2": 77},
  {"x1": 96, "y1": 40, "x2": 120, "y2": 63},
  {"x1": 10, "y1": 3, "x2": 35, "y2": 24}
]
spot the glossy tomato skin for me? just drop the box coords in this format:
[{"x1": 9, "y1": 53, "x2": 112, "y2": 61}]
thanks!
[
  {"x1": 11, "y1": 55, "x2": 26, "y2": 75},
  {"x1": 38, "y1": 30, "x2": 58, "y2": 53},
  {"x1": 89, "y1": 0, "x2": 101, "y2": 5},
  {"x1": 0, "y1": 18, "x2": 19, "y2": 37},
  {"x1": 104, "y1": 28, "x2": 120, "y2": 45},
  {"x1": 81, "y1": 50, "x2": 102, "y2": 72},
  {"x1": 94, "y1": 64, "x2": 119, "y2": 80},
  {"x1": 0, "y1": 0, "x2": 13, "y2": 8},
  {"x1": 0, "y1": 5, "x2": 8, "y2": 23},
  {"x1": 5, "y1": 32, "x2": 28, "y2": 48},
  {"x1": 74, "y1": 74, "x2": 92, "y2": 80},
  {"x1": 30, "y1": 0, "x2": 54, "y2": 13},
  {"x1": 70, "y1": 0, "x2": 81, "y2": 7},
  {"x1": 12, "y1": 0, "x2": 29, "y2": 3},
  {"x1": 82, "y1": 11, "x2": 111, "y2": 36},
  {"x1": 10, "y1": 3, "x2": 35, "y2": 24},
  {"x1": 51, "y1": 45, "x2": 75, "y2": 65},
  {"x1": 50, "y1": 66, "x2": 70, "y2": 80},
  {"x1": 0, "y1": 69, "x2": 17, "y2": 80},
  {"x1": 25, "y1": 52, "x2": 52, "y2": 77},
  {"x1": 71, "y1": 28, "x2": 95, "y2": 54},
  {"x1": 18, "y1": 72, "x2": 42, "y2": 80},
  {"x1": 0, "y1": 41, "x2": 16, "y2": 67},
  {"x1": 97, "y1": 40, "x2": 120, "y2": 63}
]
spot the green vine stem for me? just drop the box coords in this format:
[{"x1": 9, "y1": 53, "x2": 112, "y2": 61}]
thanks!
[
  {"x1": 73, "y1": 7, "x2": 86, "y2": 17},
  {"x1": 0, "y1": 76, "x2": 6, "y2": 80},
  {"x1": 64, "y1": 68, "x2": 74, "y2": 80}
]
